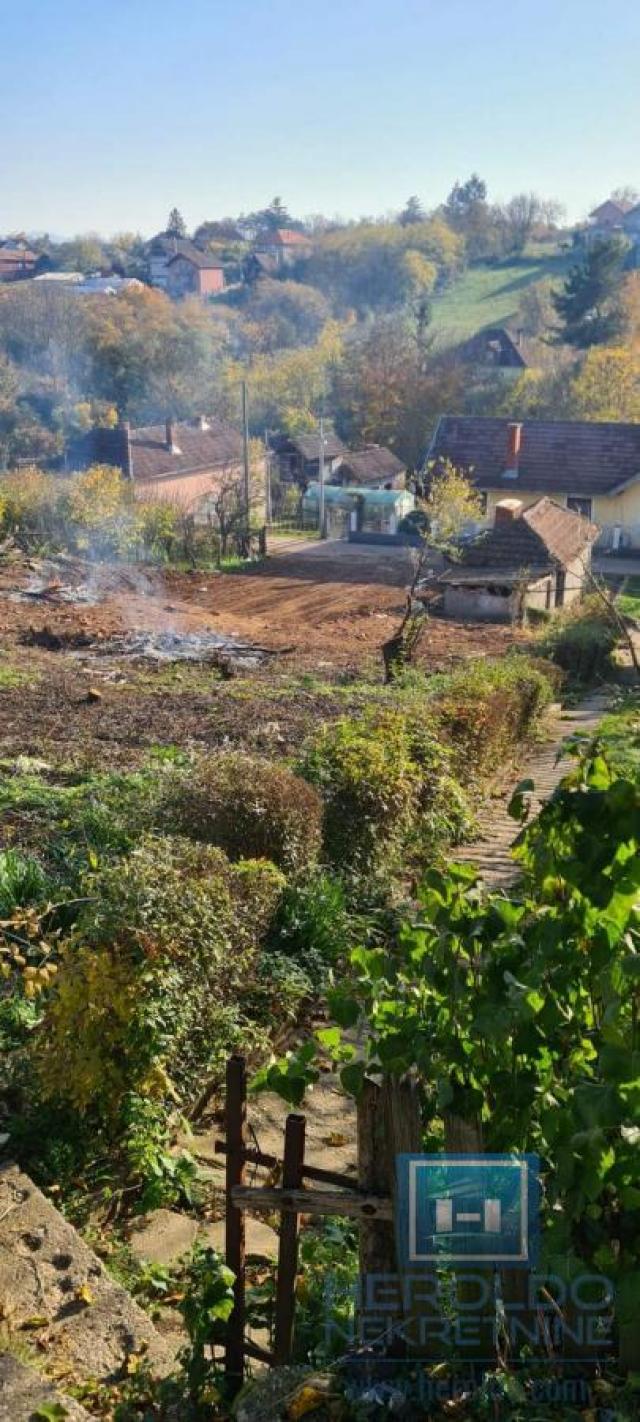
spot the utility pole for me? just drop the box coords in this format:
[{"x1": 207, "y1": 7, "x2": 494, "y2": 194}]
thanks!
[
  {"x1": 241, "y1": 381, "x2": 251, "y2": 532},
  {"x1": 264, "y1": 429, "x2": 273, "y2": 525},
  {"x1": 318, "y1": 406, "x2": 326, "y2": 539}
]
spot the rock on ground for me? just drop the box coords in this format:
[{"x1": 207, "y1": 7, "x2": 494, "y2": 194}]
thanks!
[
  {"x1": 200, "y1": 1217, "x2": 279, "y2": 1260},
  {"x1": 0, "y1": 1353, "x2": 91, "y2": 1421},
  {"x1": 0, "y1": 1163, "x2": 176, "y2": 1386},
  {"x1": 128, "y1": 1209, "x2": 199, "y2": 1268}
]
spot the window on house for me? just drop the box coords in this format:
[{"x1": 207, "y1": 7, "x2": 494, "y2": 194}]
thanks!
[{"x1": 567, "y1": 496, "x2": 593, "y2": 519}]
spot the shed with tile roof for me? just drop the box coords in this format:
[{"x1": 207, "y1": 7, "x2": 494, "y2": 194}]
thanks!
[{"x1": 439, "y1": 495, "x2": 597, "y2": 622}]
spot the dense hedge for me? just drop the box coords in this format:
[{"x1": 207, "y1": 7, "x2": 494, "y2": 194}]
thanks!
[
  {"x1": 426, "y1": 654, "x2": 557, "y2": 782},
  {"x1": 298, "y1": 656, "x2": 556, "y2": 874},
  {"x1": 162, "y1": 751, "x2": 324, "y2": 872},
  {"x1": 299, "y1": 708, "x2": 472, "y2": 873},
  {"x1": 538, "y1": 597, "x2": 618, "y2": 683}
]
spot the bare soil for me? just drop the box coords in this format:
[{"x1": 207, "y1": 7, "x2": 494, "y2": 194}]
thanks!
[{"x1": 0, "y1": 542, "x2": 526, "y2": 767}]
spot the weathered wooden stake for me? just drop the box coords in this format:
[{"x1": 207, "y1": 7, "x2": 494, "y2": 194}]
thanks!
[
  {"x1": 273, "y1": 1112, "x2": 306, "y2": 1365},
  {"x1": 357, "y1": 1078, "x2": 397, "y2": 1279},
  {"x1": 225, "y1": 1054, "x2": 247, "y2": 1394},
  {"x1": 444, "y1": 1113, "x2": 496, "y2": 1368}
]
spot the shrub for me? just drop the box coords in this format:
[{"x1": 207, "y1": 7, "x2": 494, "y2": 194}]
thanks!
[
  {"x1": 426, "y1": 655, "x2": 556, "y2": 783},
  {"x1": 538, "y1": 598, "x2": 617, "y2": 683},
  {"x1": 299, "y1": 709, "x2": 471, "y2": 873},
  {"x1": 35, "y1": 835, "x2": 285, "y2": 1121},
  {"x1": 265, "y1": 870, "x2": 356, "y2": 988},
  {"x1": 162, "y1": 752, "x2": 324, "y2": 872},
  {"x1": 246, "y1": 951, "x2": 315, "y2": 1027},
  {"x1": 0, "y1": 467, "x2": 62, "y2": 546},
  {"x1": 0, "y1": 849, "x2": 49, "y2": 915}
]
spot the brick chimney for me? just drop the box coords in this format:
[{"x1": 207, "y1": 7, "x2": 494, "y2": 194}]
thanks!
[
  {"x1": 505, "y1": 421, "x2": 522, "y2": 473},
  {"x1": 119, "y1": 420, "x2": 133, "y2": 480},
  {"x1": 495, "y1": 498, "x2": 523, "y2": 525}
]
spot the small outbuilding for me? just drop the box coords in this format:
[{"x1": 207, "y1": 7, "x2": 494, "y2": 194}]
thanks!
[
  {"x1": 302, "y1": 482, "x2": 414, "y2": 534},
  {"x1": 330, "y1": 444, "x2": 406, "y2": 490},
  {"x1": 439, "y1": 496, "x2": 598, "y2": 622}
]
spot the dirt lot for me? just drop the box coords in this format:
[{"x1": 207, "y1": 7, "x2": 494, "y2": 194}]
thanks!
[{"x1": 0, "y1": 541, "x2": 526, "y2": 767}]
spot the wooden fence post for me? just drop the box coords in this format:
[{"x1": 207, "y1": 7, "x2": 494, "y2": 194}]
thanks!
[
  {"x1": 225, "y1": 1054, "x2": 247, "y2": 1394},
  {"x1": 444, "y1": 1113, "x2": 496, "y2": 1370},
  {"x1": 357, "y1": 1078, "x2": 397, "y2": 1280},
  {"x1": 274, "y1": 1112, "x2": 306, "y2": 1365}
]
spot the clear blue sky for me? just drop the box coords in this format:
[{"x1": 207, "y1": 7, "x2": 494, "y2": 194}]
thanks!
[{"x1": 2, "y1": 0, "x2": 639, "y2": 237}]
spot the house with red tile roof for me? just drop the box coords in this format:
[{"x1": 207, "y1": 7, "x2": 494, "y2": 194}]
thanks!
[
  {"x1": 427, "y1": 415, "x2": 640, "y2": 551},
  {"x1": 0, "y1": 239, "x2": 38, "y2": 282},
  {"x1": 165, "y1": 250, "x2": 225, "y2": 300},
  {"x1": 253, "y1": 228, "x2": 313, "y2": 270},
  {"x1": 67, "y1": 417, "x2": 264, "y2": 519}
]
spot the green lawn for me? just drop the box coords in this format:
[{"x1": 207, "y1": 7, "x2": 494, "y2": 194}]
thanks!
[
  {"x1": 598, "y1": 694, "x2": 640, "y2": 776},
  {"x1": 617, "y1": 575, "x2": 640, "y2": 622},
  {"x1": 430, "y1": 244, "x2": 571, "y2": 345}
]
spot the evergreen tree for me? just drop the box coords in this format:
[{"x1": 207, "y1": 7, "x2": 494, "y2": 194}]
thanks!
[
  {"x1": 444, "y1": 173, "x2": 487, "y2": 223},
  {"x1": 166, "y1": 207, "x2": 187, "y2": 238},
  {"x1": 399, "y1": 195, "x2": 425, "y2": 226},
  {"x1": 553, "y1": 238, "x2": 627, "y2": 348}
]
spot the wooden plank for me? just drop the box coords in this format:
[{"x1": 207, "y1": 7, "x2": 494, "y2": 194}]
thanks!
[
  {"x1": 243, "y1": 1339, "x2": 276, "y2": 1366},
  {"x1": 274, "y1": 1113, "x2": 306, "y2": 1365},
  {"x1": 231, "y1": 1185, "x2": 393, "y2": 1221},
  {"x1": 224, "y1": 1055, "x2": 247, "y2": 1394},
  {"x1": 214, "y1": 1139, "x2": 356, "y2": 1190}
]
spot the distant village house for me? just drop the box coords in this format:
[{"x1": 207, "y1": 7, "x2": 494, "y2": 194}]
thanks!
[
  {"x1": 165, "y1": 250, "x2": 224, "y2": 299},
  {"x1": 270, "y1": 431, "x2": 347, "y2": 486},
  {"x1": 330, "y1": 445, "x2": 406, "y2": 489},
  {"x1": 146, "y1": 234, "x2": 224, "y2": 296},
  {"x1": 253, "y1": 228, "x2": 313, "y2": 271},
  {"x1": 0, "y1": 239, "x2": 38, "y2": 283}
]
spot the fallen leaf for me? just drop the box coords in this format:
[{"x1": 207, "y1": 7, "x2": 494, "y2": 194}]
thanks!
[{"x1": 75, "y1": 1283, "x2": 94, "y2": 1305}]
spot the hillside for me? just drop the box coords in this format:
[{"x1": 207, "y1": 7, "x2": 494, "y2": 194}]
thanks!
[{"x1": 430, "y1": 243, "x2": 572, "y2": 345}]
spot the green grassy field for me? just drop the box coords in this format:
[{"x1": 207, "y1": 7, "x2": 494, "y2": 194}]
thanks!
[{"x1": 430, "y1": 244, "x2": 571, "y2": 344}]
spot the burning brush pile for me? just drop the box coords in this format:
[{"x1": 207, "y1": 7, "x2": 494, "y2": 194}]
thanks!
[{"x1": 11, "y1": 556, "x2": 271, "y2": 674}]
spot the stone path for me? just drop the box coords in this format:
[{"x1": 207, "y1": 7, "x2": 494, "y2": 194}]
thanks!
[{"x1": 454, "y1": 690, "x2": 610, "y2": 888}]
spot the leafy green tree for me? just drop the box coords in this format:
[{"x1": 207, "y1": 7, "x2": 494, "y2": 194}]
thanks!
[
  {"x1": 424, "y1": 458, "x2": 484, "y2": 543},
  {"x1": 306, "y1": 218, "x2": 461, "y2": 317},
  {"x1": 553, "y1": 238, "x2": 627, "y2": 347},
  {"x1": 52, "y1": 234, "x2": 106, "y2": 273},
  {"x1": 166, "y1": 207, "x2": 187, "y2": 238},
  {"x1": 501, "y1": 191, "x2": 544, "y2": 254}
]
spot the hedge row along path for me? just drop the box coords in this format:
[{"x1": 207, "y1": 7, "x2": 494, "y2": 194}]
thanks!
[
  {"x1": 197, "y1": 689, "x2": 612, "y2": 1217},
  {"x1": 454, "y1": 688, "x2": 611, "y2": 888}
]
